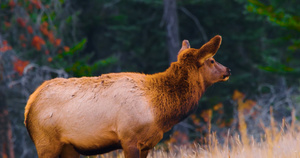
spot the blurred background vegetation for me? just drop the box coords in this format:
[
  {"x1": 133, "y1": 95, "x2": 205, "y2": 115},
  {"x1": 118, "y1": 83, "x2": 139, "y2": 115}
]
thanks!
[{"x1": 0, "y1": 0, "x2": 299, "y2": 157}]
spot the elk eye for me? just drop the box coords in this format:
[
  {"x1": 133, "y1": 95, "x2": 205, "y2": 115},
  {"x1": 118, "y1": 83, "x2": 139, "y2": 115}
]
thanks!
[{"x1": 211, "y1": 60, "x2": 215, "y2": 64}]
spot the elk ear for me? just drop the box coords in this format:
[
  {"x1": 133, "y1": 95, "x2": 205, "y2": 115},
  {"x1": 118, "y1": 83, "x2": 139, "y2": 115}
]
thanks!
[
  {"x1": 178, "y1": 40, "x2": 190, "y2": 54},
  {"x1": 196, "y1": 35, "x2": 222, "y2": 64}
]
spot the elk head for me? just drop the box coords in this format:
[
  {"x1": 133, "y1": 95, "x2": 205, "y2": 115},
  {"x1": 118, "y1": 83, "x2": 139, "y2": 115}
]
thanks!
[{"x1": 177, "y1": 35, "x2": 231, "y2": 87}]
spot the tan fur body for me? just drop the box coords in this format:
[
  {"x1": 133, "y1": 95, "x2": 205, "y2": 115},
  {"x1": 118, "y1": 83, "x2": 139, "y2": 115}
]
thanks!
[{"x1": 25, "y1": 35, "x2": 231, "y2": 158}]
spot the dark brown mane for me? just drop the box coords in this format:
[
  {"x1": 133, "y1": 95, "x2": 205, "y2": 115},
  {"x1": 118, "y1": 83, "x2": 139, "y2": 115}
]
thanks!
[{"x1": 145, "y1": 61, "x2": 205, "y2": 131}]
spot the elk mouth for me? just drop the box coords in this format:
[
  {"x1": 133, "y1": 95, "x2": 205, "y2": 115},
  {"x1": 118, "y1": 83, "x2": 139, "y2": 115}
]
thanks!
[
  {"x1": 221, "y1": 74, "x2": 230, "y2": 81},
  {"x1": 221, "y1": 68, "x2": 231, "y2": 81}
]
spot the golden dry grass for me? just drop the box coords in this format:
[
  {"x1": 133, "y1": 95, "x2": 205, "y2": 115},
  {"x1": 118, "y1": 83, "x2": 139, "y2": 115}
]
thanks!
[
  {"x1": 87, "y1": 123, "x2": 300, "y2": 158},
  {"x1": 149, "y1": 128, "x2": 300, "y2": 158}
]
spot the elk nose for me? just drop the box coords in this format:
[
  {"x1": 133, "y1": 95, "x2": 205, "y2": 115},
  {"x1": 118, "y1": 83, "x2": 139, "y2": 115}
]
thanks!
[{"x1": 227, "y1": 68, "x2": 231, "y2": 75}]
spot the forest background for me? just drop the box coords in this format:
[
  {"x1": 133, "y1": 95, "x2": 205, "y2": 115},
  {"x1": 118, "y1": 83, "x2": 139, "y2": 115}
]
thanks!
[{"x1": 0, "y1": 0, "x2": 300, "y2": 157}]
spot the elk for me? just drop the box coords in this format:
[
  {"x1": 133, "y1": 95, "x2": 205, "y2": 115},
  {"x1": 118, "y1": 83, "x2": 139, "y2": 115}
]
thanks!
[{"x1": 24, "y1": 35, "x2": 231, "y2": 158}]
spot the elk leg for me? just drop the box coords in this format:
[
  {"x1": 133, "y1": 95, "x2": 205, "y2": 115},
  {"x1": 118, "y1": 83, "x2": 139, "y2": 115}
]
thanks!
[
  {"x1": 141, "y1": 149, "x2": 149, "y2": 158},
  {"x1": 35, "y1": 139, "x2": 63, "y2": 158},
  {"x1": 123, "y1": 145, "x2": 140, "y2": 158},
  {"x1": 59, "y1": 144, "x2": 80, "y2": 158}
]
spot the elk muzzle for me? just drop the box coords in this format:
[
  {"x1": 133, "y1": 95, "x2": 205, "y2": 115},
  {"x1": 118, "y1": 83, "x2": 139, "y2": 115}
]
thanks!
[{"x1": 222, "y1": 68, "x2": 231, "y2": 81}]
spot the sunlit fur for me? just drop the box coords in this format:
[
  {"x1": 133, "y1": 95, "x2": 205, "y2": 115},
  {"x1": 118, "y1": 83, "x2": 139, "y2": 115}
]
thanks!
[
  {"x1": 24, "y1": 35, "x2": 230, "y2": 158},
  {"x1": 145, "y1": 60, "x2": 204, "y2": 131}
]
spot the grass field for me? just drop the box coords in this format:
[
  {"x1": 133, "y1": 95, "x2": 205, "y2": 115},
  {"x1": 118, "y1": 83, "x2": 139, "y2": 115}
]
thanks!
[
  {"x1": 147, "y1": 127, "x2": 300, "y2": 158},
  {"x1": 86, "y1": 121, "x2": 300, "y2": 158}
]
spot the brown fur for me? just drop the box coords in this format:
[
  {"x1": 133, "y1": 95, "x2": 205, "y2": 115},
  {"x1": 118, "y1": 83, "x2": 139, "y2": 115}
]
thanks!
[{"x1": 24, "y1": 35, "x2": 230, "y2": 158}]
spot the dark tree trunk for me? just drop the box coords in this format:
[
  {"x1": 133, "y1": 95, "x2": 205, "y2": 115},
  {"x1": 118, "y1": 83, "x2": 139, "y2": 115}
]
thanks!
[
  {"x1": 163, "y1": 0, "x2": 180, "y2": 63},
  {"x1": 163, "y1": 0, "x2": 190, "y2": 135},
  {"x1": 0, "y1": 91, "x2": 15, "y2": 158}
]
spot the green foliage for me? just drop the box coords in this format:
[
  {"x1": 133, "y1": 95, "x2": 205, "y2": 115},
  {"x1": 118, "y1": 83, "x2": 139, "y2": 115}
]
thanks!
[
  {"x1": 73, "y1": 0, "x2": 167, "y2": 74},
  {"x1": 58, "y1": 38, "x2": 87, "y2": 58},
  {"x1": 246, "y1": 0, "x2": 300, "y2": 77},
  {"x1": 54, "y1": 38, "x2": 117, "y2": 76},
  {"x1": 247, "y1": 0, "x2": 300, "y2": 31},
  {"x1": 65, "y1": 56, "x2": 117, "y2": 77}
]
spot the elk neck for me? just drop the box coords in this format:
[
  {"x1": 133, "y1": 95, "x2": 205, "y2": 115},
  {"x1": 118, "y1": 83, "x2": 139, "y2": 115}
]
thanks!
[{"x1": 145, "y1": 62, "x2": 208, "y2": 131}]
